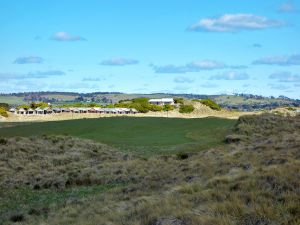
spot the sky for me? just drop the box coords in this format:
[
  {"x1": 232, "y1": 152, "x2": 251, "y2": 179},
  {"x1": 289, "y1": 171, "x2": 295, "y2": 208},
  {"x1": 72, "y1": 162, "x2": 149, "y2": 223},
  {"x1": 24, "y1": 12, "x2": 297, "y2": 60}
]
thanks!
[{"x1": 0, "y1": 0, "x2": 300, "y2": 98}]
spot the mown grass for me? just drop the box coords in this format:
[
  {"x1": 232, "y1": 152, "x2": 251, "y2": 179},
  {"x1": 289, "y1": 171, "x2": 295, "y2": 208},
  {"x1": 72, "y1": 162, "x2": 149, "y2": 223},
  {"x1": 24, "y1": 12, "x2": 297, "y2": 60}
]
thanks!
[{"x1": 0, "y1": 117, "x2": 235, "y2": 156}]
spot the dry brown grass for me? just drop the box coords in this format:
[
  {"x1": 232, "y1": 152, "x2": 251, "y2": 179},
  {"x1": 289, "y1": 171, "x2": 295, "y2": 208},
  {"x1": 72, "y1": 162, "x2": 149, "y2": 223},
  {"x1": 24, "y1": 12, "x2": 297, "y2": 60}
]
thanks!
[{"x1": 0, "y1": 114, "x2": 299, "y2": 225}]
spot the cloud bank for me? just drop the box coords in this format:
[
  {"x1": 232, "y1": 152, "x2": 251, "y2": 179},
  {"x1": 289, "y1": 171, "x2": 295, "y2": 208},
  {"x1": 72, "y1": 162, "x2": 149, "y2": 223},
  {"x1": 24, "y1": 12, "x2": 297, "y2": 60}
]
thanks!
[
  {"x1": 174, "y1": 76, "x2": 195, "y2": 83},
  {"x1": 27, "y1": 70, "x2": 66, "y2": 78},
  {"x1": 210, "y1": 71, "x2": 250, "y2": 80},
  {"x1": 51, "y1": 32, "x2": 85, "y2": 41},
  {"x1": 0, "y1": 70, "x2": 65, "y2": 80},
  {"x1": 269, "y1": 71, "x2": 300, "y2": 82},
  {"x1": 188, "y1": 14, "x2": 285, "y2": 32},
  {"x1": 279, "y1": 1, "x2": 297, "y2": 13},
  {"x1": 253, "y1": 54, "x2": 300, "y2": 66},
  {"x1": 14, "y1": 56, "x2": 44, "y2": 64},
  {"x1": 100, "y1": 58, "x2": 139, "y2": 66},
  {"x1": 152, "y1": 60, "x2": 226, "y2": 73}
]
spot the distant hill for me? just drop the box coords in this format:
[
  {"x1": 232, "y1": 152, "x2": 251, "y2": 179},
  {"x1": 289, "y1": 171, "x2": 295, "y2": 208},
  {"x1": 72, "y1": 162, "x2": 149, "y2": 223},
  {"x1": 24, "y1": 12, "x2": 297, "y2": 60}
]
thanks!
[{"x1": 0, "y1": 92, "x2": 299, "y2": 111}]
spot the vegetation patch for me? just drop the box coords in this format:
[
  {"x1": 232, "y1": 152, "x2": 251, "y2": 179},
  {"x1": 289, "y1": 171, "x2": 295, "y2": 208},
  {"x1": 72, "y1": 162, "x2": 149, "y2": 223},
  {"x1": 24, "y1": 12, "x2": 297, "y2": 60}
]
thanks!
[
  {"x1": 198, "y1": 99, "x2": 221, "y2": 111},
  {"x1": 0, "y1": 114, "x2": 299, "y2": 224},
  {"x1": 179, "y1": 104, "x2": 194, "y2": 113},
  {"x1": 0, "y1": 107, "x2": 8, "y2": 117},
  {"x1": 0, "y1": 103, "x2": 9, "y2": 111},
  {"x1": 174, "y1": 98, "x2": 184, "y2": 104}
]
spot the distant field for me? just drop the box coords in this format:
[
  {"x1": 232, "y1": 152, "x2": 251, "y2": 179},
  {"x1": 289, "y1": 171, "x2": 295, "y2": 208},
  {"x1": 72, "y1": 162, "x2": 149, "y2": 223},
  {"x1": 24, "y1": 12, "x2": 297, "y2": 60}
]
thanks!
[
  {"x1": 0, "y1": 117, "x2": 235, "y2": 156},
  {"x1": 0, "y1": 96, "x2": 26, "y2": 105},
  {"x1": 41, "y1": 94, "x2": 78, "y2": 101},
  {"x1": 214, "y1": 95, "x2": 289, "y2": 106}
]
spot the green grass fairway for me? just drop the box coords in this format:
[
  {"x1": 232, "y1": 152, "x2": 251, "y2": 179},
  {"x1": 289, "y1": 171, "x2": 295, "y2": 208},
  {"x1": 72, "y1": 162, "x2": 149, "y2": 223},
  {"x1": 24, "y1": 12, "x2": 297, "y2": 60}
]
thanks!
[{"x1": 0, "y1": 117, "x2": 236, "y2": 155}]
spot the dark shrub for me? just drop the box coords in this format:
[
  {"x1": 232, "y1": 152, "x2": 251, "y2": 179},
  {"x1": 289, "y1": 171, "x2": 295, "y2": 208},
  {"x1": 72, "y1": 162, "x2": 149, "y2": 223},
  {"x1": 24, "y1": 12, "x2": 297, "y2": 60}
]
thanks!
[
  {"x1": 0, "y1": 103, "x2": 9, "y2": 111},
  {"x1": 163, "y1": 104, "x2": 174, "y2": 111},
  {"x1": 10, "y1": 213, "x2": 25, "y2": 222},
  {"x1": 176, "y1": 152, "x2": 189, "y2": 160},
  {"x1": 179, "y1": 105, "x2": 194, "y2": 113},
  {"x1": 0, "y1": 107, "x2": 8, "y2": 117},
  {"x1": 174, "y1": 98, "x2": 184, "y2": 104},
  {"x1": 0, "y1": 138, "x2": 7, "y2": 145},
  {"x1": 225, "y1": 134, "x2": 243, "y2": 143},
  {"x1": 200, "y1": 99, "x2": 221, "y2": 111}
]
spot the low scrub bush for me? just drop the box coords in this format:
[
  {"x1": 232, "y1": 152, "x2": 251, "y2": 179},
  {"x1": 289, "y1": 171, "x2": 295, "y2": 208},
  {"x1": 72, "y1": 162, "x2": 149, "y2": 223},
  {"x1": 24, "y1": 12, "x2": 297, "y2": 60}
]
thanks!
[
  {"x1": 176, "y1": 152, "x2": 189, "y2": 160},
  {"x1": 30, "y1": 102, "x2": 49, "y2": 109},
  {"x1": 179, "y1": 104, "x2": 194, "y2": 113},
  {"x1": 200, "y1": 99, "x2": 221, "y2": 111},
  {"x1": 149, "y1": 104, "x2": 163, "y2": 112},
  {"x1": 0, "y1": 107, "x2": 8, "y2": 117},
  {"x1": 0, "y1": 103, "x2": 9, "y2": 111},
  {"x1": 286, "y1": 107, "x2": 296, "y2": 111},
  {"x1": 17, "y1": 105, "x2": 30, "y2": 110},
  {"x1": 0, "y1": 138, "x2": 8, "y2": 145},
  {"x1": 116, "y1": 98, "x2": 174, "y2": 113},
  {"x1": 174, "y1": 98, "x2": 184, "y2": 104},
  {"x1": 163, "y1": 104, "x2": 174, "y2": 111}
]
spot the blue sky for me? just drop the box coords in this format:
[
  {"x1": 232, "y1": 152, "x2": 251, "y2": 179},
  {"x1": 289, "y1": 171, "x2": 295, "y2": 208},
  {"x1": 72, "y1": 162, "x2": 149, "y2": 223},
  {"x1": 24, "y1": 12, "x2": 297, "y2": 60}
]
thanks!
[{"x1": 0, "y1": 0, "x2": 300, "y2": 98}]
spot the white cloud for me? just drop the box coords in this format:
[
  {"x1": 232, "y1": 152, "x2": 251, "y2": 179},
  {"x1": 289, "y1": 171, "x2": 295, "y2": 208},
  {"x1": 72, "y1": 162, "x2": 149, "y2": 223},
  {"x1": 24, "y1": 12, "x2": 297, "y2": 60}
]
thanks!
[
  {"x1": 0, "y1": 73, "x2": 27, "y2": 80},
  {"x1": 269, "y1": 71, "x2": 300, "y2": 82},
  {"x1": 0, "y1": 70, "x2": 65, "y2": 80},
  {"x1": 100, "y1": 57, "x2": 139, "y2": 66},
  {"x1": 174, "y1": 76, "x2": 195, "y2": 83},
  {"x1": 253, "y1": 54, "x2": 300, "y2": 66},
  {"x1": 14, "y1": 56, "x2": 44, "y2": 64},
  {"x1": 268, "y1": 83, "x2": 291, "y2": 90},
  {"x1": 252, "y1": 43, "x2": 262, "y2": 48},
  {"x1": 210, "y1": 71, "x2": 250, "y2": 80},
  {"x1": 27, "y1": 70, "x2": 65, "y2": 78},
  {"x1": 51, "y1": 32, "x2": 85, "y2": 41},
  {"x1": 200, "y1": 82, "x2": 218, "y2": 88},
  {"x1": 152, "y1": 60, "x2": 226, "y2": 73},
  {"x1": 279, "y1": 1, "x2": 297, "y2": 12},
  {"x1": 186, "y1": 60, "x2": 226, "y2": 70},
  {"x1": 82, "y1": 77, "x2": 103, "y2": 82},
  {"x1": 189, "y1": 14, "x2": 285, "y2": 32}
]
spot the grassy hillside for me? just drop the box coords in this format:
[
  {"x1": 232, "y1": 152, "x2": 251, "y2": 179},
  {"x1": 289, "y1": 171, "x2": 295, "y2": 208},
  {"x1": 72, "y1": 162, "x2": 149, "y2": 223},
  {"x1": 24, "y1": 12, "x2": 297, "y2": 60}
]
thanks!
[
  {"x1": 214, "y1": 95, "x2": 276, "y2": 105},
  {"x1": 0, "y1": 96, "x2": 27, "y2": 105},
  {"x1": 0, "y1": 117, "x2": 235, "y2": 156},
  {"x1": 1, "y1": 92, "x2": 298, "y2": 110},
  {"x1": 0, "y1": 114, "x2": 299, "y2": 224}
]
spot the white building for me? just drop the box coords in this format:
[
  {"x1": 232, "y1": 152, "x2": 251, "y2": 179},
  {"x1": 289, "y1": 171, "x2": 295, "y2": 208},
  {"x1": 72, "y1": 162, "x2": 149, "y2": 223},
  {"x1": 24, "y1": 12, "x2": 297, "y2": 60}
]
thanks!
[
  {"x1": 148, "y1": 98, "x2": 175, "y2": 106},
  {"x1": 17, "y1": 108, "x2": 26, "y2": 115},
  {"x1": 9, "y1": 108, "x2": 17, "y2": 114}
]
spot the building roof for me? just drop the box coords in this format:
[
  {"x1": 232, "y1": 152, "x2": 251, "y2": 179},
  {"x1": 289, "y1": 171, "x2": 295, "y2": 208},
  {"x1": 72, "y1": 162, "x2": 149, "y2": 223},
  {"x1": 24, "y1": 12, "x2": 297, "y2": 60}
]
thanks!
[
  {"x1": 149, "y1": 98, "x2": 174, "y2": 102},
  {"x1": 35, "y1": 107, "x2": 44, "y2": 111}
]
